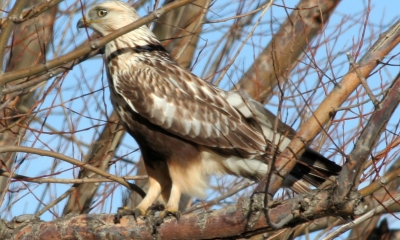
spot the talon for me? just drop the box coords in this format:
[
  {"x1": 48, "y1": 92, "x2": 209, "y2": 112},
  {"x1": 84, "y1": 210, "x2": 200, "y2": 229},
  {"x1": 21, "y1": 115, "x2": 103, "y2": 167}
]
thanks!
[
  {"x1": 114, "y1": 206, "x2": 145, "y2": 223},
  {"x1": 133, "y1": 208, "x2": 146, "y2": 219},
  {"x1": 156, "y1": 208, "x2": 181, "y2": 225},
  {"x1": 145, "y1": 204, "x2": 164, "y2": 216}
]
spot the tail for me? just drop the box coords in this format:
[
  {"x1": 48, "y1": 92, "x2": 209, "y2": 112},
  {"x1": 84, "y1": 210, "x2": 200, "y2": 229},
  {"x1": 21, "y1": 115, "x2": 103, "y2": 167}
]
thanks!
[
  {"x1": 285, "y1": 148, "x2": 342, "y2": 193},
  {"x1": 221, "y1": 89, "x2": 342, "y2": 193}
]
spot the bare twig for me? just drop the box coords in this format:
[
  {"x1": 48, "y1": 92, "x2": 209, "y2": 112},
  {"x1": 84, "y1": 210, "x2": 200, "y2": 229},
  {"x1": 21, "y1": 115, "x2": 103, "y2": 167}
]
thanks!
[
  {"x1": 261, "y1": 19, "x2": 400, "y2": 205},
  {"x1": 0, "y1": 169, "x2": 147, "y2": 184},
  {"x1": 236, "y1": 0, "x2": 341, "y2": 102},
  {"x1": 0, "y1": 0, "x2": 62, "y2": 28},
  {"x1": 0, "y1": 146, "x2": 140, "y2": 191},
  {"x1": 213, "y1": 1, "x2": 273, "y2": 85},
  {"x1": 0, "y1": 0, "x2": 26, "y2": 74},
  {"x1": 346, "y1": 52, "x2": 380, "y2": 108},
  {"x1": 359, "y1": 165, "x2": 400, "y2": 198},
  {"x1": 322, "y1": 194, "x2": 400, "y2": 240},
  {"x1": 0, "y1": 0, "x2": 196, "y2": 86},
  {"x1": 337, "y1": 72, "x2": 400, "y2": 200},
  {"x1": 0, "y1": 44, "x2": 102, "y2": 98}
]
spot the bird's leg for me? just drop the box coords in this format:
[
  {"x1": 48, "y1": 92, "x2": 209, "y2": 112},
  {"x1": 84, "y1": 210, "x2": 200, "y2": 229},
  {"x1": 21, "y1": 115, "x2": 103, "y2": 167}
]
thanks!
[
  {"x1": 135, "y1": 176, "x2": 163, "y2": 217},
  {"x1": 156, "y1": 184, "x2": 181, "y2": 224},
  {"x1": 115, "y1": 176, "x2": 162, "y2": 223}
]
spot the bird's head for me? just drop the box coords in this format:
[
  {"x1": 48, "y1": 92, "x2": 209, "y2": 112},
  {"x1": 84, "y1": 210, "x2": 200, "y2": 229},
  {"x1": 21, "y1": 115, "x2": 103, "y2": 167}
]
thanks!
[{"x1": 77, "y1": 1, "x2": 141, "y2": 37}]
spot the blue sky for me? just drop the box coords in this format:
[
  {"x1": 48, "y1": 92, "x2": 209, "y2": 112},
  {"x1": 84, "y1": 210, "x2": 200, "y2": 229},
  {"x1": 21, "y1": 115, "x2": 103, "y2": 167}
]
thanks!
[{"x1": 1, "y1": 0, "x2": 399, "y2": 238}]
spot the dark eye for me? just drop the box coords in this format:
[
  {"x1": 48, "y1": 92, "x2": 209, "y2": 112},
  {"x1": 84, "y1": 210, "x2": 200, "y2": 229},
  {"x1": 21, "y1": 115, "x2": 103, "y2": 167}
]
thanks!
[{"x1": 97, "y1": 9, "x2": 107, "y2": 17}]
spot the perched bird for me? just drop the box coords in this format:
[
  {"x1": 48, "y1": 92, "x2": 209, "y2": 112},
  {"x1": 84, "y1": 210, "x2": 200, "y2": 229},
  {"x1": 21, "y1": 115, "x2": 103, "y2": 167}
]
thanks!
[{"x1": 77, "y1": 1, "x2": 341, "y2": 221}]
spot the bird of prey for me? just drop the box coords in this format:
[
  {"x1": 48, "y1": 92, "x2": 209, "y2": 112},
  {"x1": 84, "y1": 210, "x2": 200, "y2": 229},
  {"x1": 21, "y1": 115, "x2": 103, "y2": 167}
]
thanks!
[{"x1": 77, "y1": 1, "x2": 341, "y2": 221}]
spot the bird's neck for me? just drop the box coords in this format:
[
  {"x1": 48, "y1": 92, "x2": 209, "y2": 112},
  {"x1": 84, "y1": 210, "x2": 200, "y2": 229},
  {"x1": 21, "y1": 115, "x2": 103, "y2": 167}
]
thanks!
[{"x1": 105, "y1": 26, "x2": 161, "y2": 59}]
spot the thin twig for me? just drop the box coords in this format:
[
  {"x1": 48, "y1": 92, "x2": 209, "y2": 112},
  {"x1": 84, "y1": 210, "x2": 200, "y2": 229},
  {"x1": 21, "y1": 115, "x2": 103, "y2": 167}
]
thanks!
[
  {"x1": 0, "y1": 0, "x2": 26, "y2": 74},
  {"x1": 322, "y1": 194, "x2": 400, "y2": 240},
  {"x1": 35, "y1": 185, "x2": 78, "y2": 217},
  {"x1": 0, "y1": 0, "x2": 62, "y2": 28},
  {"x1": 0, "y1": 146, "x2": 139, "y2": 191},
  {"x1": 359, "y1": 163, "x2": 400, "y2": 198},
  {"x1": 205, "y1": 2, "x2": 271, "y2": 23},
  {"x1": 0, "y1": 0, "x2": 196, "y2": 86},
  {"x1": 213, "y1": 0, "x2": 273, "y2": 85},
  {"x1": 0, "y1": 170, "x2": 147, "y2": 184},
  {"x1": 346, "y1": 52, "x2": 380, "y2": 108}
]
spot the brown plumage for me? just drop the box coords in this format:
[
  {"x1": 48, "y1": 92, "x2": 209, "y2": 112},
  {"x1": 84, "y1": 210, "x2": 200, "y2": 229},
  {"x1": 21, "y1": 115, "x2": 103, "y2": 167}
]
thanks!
[{"x1": 77, "y1": 1, "x2": 341, "y2": 220}]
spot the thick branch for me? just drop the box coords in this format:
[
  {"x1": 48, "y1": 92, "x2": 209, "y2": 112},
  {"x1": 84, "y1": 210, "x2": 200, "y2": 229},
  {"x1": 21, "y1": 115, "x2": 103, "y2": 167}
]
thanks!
[
  {"x1": 262, "y1": 19, "x2": 400, "y2": 202},
  {"x1": 236, "y1": 0, "x2": 340, "y2": 102},
  {"x1": 5, "y1": 189, "x2": 356, "y2": 239},
  {"x1": 0, "y1": 0, "x2": 26, "y2": 74},
  {"x1": 336, "y1": 73, "x2": 400, "y2": 200},
  {"x1": 1, "y1": 48, "x2": 101, "y2": 95}
]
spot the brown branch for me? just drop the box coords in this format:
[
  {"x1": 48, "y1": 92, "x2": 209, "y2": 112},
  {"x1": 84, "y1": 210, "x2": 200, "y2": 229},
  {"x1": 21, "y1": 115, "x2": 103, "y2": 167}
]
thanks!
[
  {"x1": 349, "y1": 154, "x2": 400, "y2": 239},
  {"x1": 331, "y1": 72, "x2": 400, "y2": 237},
  {"x1": 0, "y1": 0, "x2": 62, "y2": 28},
  {"x1": 0, "y1": 0, "x2": 26, "y2": 74},
  {"x1": 1, "y1": 48, "x2": 102, "y2": 95},
  {"x1": 207, "y1": 14, "x2": 250, "y2": 84},
  {"x1": 236, "y1": 0, "x2": 340, "y2": 102},
  {"x1": 261, "y1": 19, "x2": 400, "y2": 208},
  {"x1": 0, "y1": 169, "x2": 147, "y2": 184},
  {"x1": 339, "y1": 72, "x2": 400, "y2": 201},
  {"x1": 323, "y1": 193, "x2": 400, "y2": 240},
  {"x1": 183, "y1": 180, "x2": 256, "y2": 214},
  {"x1": 213, "y1": 1, "x2": 273, "y2": 86},
  {"x1": 153, "y1": 0, "x2": 212, "y2": 68},
  {"x1": 0, "y1": 0, "x2": 196, "y2": 86},
  {"x1": 362, "y1": 135, "x2": 400, "y2": 171},
  {"x1": 35, "y1": 185, "x2": 78, "y2": 217},
  {"x1": 0, "y1": 146, "x2": 138, "y2": 191},
  {"x1": 0, "y1": 0, "x2": 58, "y2": 204},
  {"x1": 4, "y1": 189, "x2": 356, "y2": 239},
  {"x1": 347, "y1": 53, "x2": 380, "y2": 108},
  {"x1": 359, "y1": 164, "x2": 400, "y2": 198},
  {"x1": 62, "y1": 111, "x2": 126, "y2": 214}
]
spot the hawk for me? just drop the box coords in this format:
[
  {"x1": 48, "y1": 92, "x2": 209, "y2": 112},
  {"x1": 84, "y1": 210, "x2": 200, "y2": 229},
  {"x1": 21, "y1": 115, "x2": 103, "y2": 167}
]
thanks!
[{"x1": 77, "y1": 1, "x2": 341, "y2": 221}]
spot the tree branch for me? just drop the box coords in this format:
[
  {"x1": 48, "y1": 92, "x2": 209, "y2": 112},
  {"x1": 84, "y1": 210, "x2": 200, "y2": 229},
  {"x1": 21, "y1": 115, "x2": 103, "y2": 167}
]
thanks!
[
  {"x1": 236, "y1": 0, "x2": 340, "y2": 102},
  {"x1": 0, "y1": 0, "x2": 62, "y2": 28},
  {"x1": 0, "y1": 0, "x2": 26, "y2": 74},
  {"x1": 261, "y1": 19, "x2": 400, "y2": 205},
  {"x1": 0, "y1": 146, "x2": 139, "y2": 192},
  {"x1": 335, "y1": 71, "x2": 400, "y2": 200},
  {"x1": 0, "y1": 0, "x2": 196, "y2": 86},
  {"x1": 4, "y1": 189, "x2": 356, "y2": 239}
]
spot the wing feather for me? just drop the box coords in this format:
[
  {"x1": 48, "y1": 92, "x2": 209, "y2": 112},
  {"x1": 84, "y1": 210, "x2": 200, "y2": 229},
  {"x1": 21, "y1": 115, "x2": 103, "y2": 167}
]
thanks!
[
  {"x1": 219, "y1": 90, "x2": 295, "y2": 152},
  {"x1": 112, "y1": 60, "x2": 266, "y2": 156}
]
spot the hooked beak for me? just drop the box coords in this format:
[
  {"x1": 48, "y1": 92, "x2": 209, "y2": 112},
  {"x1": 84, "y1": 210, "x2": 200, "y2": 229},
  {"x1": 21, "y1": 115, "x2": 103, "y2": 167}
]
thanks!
[{"x1": 77, "y1": 18, "x2": 86, "y2": 30}]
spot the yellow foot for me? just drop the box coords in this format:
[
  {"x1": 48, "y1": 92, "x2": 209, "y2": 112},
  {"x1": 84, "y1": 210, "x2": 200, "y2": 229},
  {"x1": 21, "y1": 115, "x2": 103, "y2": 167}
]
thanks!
[
  {"x1": 114, "y1": 206, "x2": 145, "y2": 223},
  {"x1": 156, "y1": 208, "x2": 181, "y2": 225}
]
